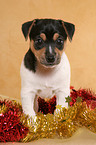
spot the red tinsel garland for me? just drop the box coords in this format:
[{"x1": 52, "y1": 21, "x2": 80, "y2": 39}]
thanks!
[
  {"x1": 38, "y1": 96, "x2": 56, "y2": 114},
  {"x1": 70, "y1": 87, "x2": 96, "y2": 109},
  {"x1": 0, "y1": 100, "x2": 29, "y2": 142}
]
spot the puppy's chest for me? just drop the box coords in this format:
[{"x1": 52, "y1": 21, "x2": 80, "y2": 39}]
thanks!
[
  {"x1": 34, "y1": 70, "x2": 63, "y2": 98},
  {"x1": 37, "y1": 87, "x2": 55, "y2": 99}
]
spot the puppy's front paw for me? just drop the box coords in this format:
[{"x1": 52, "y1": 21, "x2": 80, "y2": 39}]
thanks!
[
  {"x1": 22, "y1": 107, "x2": 36, "y2": 118},
  {"x1": 54, "y1": 104, "x2": 68, "y2": 117},
  {"x1": 54, "y1": 105, "x2": 63, "y2": 116},
  {"x1": 29, "y1": 111, "x2": 36, "y2": 118},
  {"x1": 32, "y1": 116, "x2": 38, "y2": 132}
]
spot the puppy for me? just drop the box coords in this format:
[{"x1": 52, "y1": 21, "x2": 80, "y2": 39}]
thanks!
[{"x1": 20, "y1": 19, "x2": 75, "y2": 117}]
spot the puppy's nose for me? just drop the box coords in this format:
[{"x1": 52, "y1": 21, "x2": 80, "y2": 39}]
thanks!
[{"x1": 46, "y1": 54, "x2": 55, "y2": 63}]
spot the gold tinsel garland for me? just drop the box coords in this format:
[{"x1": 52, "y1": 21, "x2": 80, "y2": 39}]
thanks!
[
  {"x1": 21, "y1": 102, "x2": 96, "y2": 142},
  {"x1": 1, "y1": 99, "x2": 96, "y2": 142}
]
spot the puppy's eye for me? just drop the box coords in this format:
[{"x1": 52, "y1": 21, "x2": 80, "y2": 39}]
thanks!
[
  {"x1": 35, "y1": 38, "x2": 43, "y2": 45},
  {"x1": 56, "y1": 38, "x2": 64, "y2": 45}
]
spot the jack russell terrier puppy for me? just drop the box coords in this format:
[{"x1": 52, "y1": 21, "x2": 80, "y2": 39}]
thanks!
[{"x1": 20, "y1": 19, "x2": 75, "y2": 117}]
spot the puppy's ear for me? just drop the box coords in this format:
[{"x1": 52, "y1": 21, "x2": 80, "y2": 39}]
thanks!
[
  {"x1": 22, "y1": 19, "x2": 36, "y2": 41},
  {"x1": 61, "y1": 21, "x2": 75, "y2": 42}
]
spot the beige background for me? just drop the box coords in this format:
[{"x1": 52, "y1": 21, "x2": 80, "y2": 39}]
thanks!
[
  {"x1": 0, "y1": 0, "x2": 96, "y2": 100},
  {"x1": 0, "y1": 0, "x2": 96, "y2": 144}
]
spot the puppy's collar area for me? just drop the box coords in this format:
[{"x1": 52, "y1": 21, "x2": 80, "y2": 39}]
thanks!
[{"x1": 36, "y1": 61, "x2": 57, "y2": 75}]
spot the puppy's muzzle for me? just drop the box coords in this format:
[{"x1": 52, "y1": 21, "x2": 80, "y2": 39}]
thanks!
[
  {"x1": 40, "y1": 52, "x2": 61, "y2": 67},
  {"x1": 46, "y1": 54, "x2": 56, "y2": 63}
]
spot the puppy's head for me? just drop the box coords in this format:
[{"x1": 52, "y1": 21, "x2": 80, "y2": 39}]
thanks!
[{"x1": 22, "y1": 19, "x2": 75, "y2": 68}]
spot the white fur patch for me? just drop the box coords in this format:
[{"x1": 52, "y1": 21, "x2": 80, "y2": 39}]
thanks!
[{"x1": 49, "y1": 45, "x2": 52, "y2": 54}]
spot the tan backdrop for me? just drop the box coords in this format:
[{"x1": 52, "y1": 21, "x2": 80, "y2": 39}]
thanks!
[{"x1": 0, "y1": 0, "x2": 96, "y2": 100}]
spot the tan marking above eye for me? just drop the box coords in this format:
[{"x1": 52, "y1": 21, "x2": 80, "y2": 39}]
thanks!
[
  {"x1": 40, "y1": 33, "x2": 46, "y2": 41},
  {"x1": 53, "y1": 33, "x2": 59, "y2": 41}
]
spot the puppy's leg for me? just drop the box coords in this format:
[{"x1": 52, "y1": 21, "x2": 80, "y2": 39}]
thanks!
[
  {"x1": 54, "y1": 89, "x2": 70, "y2": 115},
  {"x1": 21, "y1": 90, "x2": 36, "y2": 117},
  {"x1": 56, "y1": 89, "x2": 70, "y2": 108}
]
